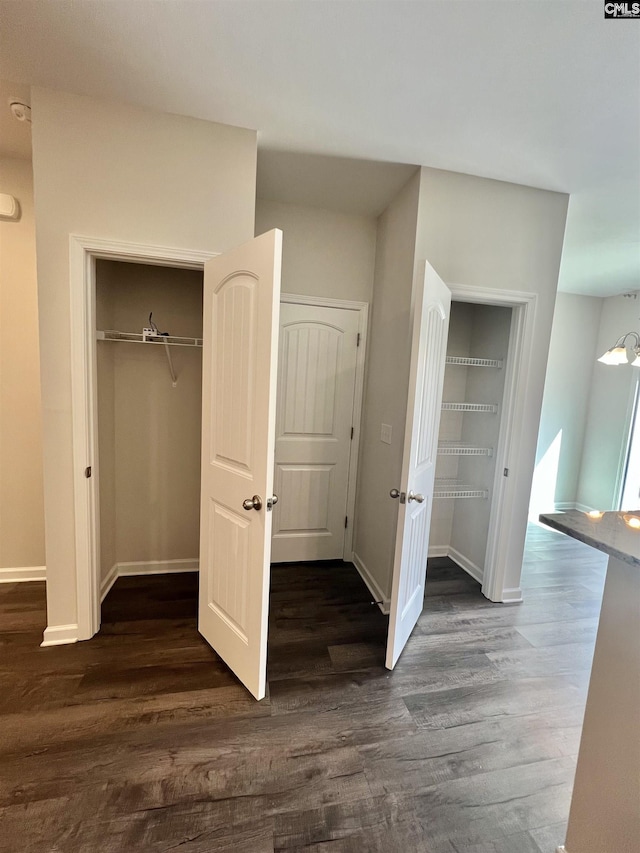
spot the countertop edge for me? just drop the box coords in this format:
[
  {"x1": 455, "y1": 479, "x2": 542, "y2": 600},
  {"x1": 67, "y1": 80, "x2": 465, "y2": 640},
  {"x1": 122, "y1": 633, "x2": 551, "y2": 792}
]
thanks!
[{"x1": 539, "y1": 511, "x2": 640, "y2": 569}]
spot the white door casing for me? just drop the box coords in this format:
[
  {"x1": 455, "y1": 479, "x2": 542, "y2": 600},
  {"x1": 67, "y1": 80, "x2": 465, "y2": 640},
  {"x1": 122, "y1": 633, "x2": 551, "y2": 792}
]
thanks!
[
  {"x1": 272, "y1": 302, "x2": 361, "y2": 562},
  {"x1": 386, "y1": 261, "x2": 451, "y2": 669},
  {"x1": 198, "y1": 229, "x2": 282, "y2": 700}
]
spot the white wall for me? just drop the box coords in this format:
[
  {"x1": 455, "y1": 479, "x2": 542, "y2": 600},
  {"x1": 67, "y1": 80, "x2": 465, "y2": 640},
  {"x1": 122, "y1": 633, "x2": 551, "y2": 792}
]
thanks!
[
  {"x1": 31, "y1": 88, "x2": 257, "y2": 635},
  {"x1": 255, "y1": 199, "x2": 376, "y2": 303},
  {"x1": 0, "y1": 157, "x2": 45, "y2": 572},
  {"x1": 530, "y1": 292, "x2": 602, "y2": 516},
  {"x1": 96, "y1": 261, "x2": 203, "y2": 585},
  {"x1": 352, "y1": 170, "x2": 421, "y2": 604},
  {"x1": 577, "y1": 293, "x2": 640, "y2": 511}
]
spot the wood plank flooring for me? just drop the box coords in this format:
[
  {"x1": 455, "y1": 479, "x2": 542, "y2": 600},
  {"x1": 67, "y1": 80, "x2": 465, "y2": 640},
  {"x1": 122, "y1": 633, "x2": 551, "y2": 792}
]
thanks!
[{"x1": 0, "y1": 523, "x2": 608, "y2": 852}]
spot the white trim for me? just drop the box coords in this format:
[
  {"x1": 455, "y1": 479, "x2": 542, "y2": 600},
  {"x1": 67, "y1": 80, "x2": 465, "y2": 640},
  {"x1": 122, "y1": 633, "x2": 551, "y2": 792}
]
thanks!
[
  {"x1": 100, "y1": 559, "x2": 199, "y2": 602},
  {"x1": 280, "y1": 292, "x2": 368, "y2": 313},
  {"x1": 448, "y1": 547, "x2": 483, "y2": 584},
  {"x1": 0, "y1": 566, "x2": 46, "y2": 583},
  {"x1": 574, "y1": 502, "x2": 596, "y2": 513},
  {"x1": 68, "y1": 236, "x2": 216, "y2": 643},
  {"x1": 280, "y1": 293, "x2": 368, "y2": 561},
  {"x1": 500, "y1": 586, "x2": 523, "y2": 603},
  {"x1": 100, "y1": 563, "x2": 118, "y2": 602},
  {"x1": 427, "y1": 545, "x2": 449, "y2": 558},
  {"x1": 556, "y1": 847, "x2": 567, "y2": 852},
  {"x1": 117, "y1": 558, "x2": 199, "y2": 576},
  {"x1": 426, "y1": 546, "x2": 484, "y2": 584},
  {"x1": 449, "y1": 284, "x2": 538, "y2": 605},
  {"x1": 352, "y1": 551, "x2": 390, "y2": 614},
  {"x1": 41, "y1": 624, "x2": 79, "y2": 647}
]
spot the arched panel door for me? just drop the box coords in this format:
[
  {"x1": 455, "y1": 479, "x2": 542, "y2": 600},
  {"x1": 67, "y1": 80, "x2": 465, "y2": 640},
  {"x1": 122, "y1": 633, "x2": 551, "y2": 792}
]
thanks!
[
  {"x1": 198, "y1": 229, "x2": 282, "y2": 700},
  {"x1": 386, "y1": 260, "x2": 451, "y2": 669}
]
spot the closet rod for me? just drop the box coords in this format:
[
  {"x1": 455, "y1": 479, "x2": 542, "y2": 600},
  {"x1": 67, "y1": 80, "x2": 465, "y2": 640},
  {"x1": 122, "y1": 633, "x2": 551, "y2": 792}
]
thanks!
[{"x1": 96, "y1": 330, "x2": 203, "y2": 348}]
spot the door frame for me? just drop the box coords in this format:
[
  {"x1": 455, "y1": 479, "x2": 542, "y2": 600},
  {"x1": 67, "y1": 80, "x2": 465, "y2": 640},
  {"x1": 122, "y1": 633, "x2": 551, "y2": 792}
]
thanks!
[
  {"x1": 69, "y1": 235, "x2": 216, "y2": 641},
  {"x1": 279, "y1": 293, "x2": 369, "y2": 560},
  {"x1": 446, "y1": 284, "x2": 538, "y2": 604}
]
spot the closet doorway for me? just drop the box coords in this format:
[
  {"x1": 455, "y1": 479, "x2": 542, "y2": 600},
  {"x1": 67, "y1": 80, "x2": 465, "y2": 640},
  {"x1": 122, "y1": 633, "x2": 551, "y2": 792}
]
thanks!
[{"x1": 70, "y1": 233, "x2": 367, "y2": 700}]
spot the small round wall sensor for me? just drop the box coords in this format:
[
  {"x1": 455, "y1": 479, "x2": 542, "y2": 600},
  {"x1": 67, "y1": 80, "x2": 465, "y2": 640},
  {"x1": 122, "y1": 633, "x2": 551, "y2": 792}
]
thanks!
[{"x1": 9, "y1": 100, "x2": 31, "y2": 122}]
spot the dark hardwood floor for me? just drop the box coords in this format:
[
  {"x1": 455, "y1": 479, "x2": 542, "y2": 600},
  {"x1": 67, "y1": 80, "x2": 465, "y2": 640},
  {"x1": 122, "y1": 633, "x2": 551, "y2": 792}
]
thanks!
[{"x1": 0, "y1": 523, "x2": 608, "y2": 852}]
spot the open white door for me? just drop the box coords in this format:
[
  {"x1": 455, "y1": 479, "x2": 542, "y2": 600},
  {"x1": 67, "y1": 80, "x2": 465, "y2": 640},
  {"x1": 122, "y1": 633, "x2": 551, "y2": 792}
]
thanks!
[
  {"x1": 386, "y1": 261, "x2": 451, "y2": 669},
  {"x1": 198, "y1": 229, "x2": 282, "y2": 700}
]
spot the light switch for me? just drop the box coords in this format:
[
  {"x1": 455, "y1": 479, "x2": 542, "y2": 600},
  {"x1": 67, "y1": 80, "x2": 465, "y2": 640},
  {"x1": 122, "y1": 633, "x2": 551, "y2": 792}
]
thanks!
[{"x1": 381, "y1": 423, "x2": 392, "y2": 444}]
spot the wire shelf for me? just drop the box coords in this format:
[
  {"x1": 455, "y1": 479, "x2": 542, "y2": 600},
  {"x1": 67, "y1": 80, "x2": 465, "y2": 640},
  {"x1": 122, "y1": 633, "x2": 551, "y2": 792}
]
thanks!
[
  {"x1": 441, "y1": 402, "x2": 498, "y2": 413},
  {"x1": 97, "y1": 330, "x2": 203, "y2": 348},
  {"x1": 434, "y1": 479, "x2": 488, "y2": 499},
  {"x1": 437, "y1": 442, "x2": 493, "y2": 457},
  {"x1": 446, "y1": 356, "x2": 503, "y2": 368}
]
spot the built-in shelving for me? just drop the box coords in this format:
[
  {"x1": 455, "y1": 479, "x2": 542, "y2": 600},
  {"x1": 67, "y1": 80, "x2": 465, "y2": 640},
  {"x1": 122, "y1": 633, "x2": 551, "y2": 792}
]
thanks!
[
  {"x1": 446, "y1": 356, "x2": 503, "y2": 368},
  {"x1": 433, "y1": 479, "x2": 488, "y2": 500},
  {"x1": 441, "y1": 401, "x2": 498, "y2": 413},
  {"x1": 97, "y1": 330, "x2": 203, "y2": 348},
  {"x1": 437, "y1": 442, "x2": 493, "y2": 457}
]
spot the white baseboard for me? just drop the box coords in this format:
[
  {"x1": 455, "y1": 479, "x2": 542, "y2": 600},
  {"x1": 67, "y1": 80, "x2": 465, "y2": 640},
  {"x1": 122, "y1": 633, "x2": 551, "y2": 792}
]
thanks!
[
  {"x1": 0, "y1": 565, "x2": 46, "y2": 583},
  {"x1": 41, "y1": 623, "x2": 79, "y2": 647},
  {"x1": 448, "y1": 547, "x2": 484, "y2": 584},
  {"x1": 351, "y1": 552, "x2": 390, "y2": 614},
  {"x1": 427, "y1": 545, "x2": 449, "y2": 558},
  {"x1": 500, "y1": 586, "x2": 523, "y2": 603},
  {"x1": 574, "y1": 502, "x2": 596, "y2": 513},
  {"x1": 427, "y1": 546, "x2": 484, "y2": 585},
  {"x1": 99, "y1": 559, "x2": 199, "y2": 601},
  {"x1": 116, "y1": 558, "x2": 199, "y2": 577},
  {"x1": 100, "y1": 563, "x2": 119, "y2": 602}
]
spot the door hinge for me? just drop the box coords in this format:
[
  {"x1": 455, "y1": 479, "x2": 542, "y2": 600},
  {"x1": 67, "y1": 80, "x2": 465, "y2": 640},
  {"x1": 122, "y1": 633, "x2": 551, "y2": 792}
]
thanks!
[
  {"x1": 85, "y1": 466, "x2": 92, "y2": 479},
  {"x1": 345, "y1": 515, "x2": 348, "y2": 528},
  {"x1": 357, "y1": 332, "x2": 361, "y2": 347},
  {"x1": 350, "y1": 426, "x2": 354, "y2": 440}
]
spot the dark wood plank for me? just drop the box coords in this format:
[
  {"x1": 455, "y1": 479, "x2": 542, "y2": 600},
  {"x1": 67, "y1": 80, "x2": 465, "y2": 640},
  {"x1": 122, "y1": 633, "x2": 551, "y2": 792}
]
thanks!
[{"x1": 0, "y1": 523, "x2": 603, "y2": 852}]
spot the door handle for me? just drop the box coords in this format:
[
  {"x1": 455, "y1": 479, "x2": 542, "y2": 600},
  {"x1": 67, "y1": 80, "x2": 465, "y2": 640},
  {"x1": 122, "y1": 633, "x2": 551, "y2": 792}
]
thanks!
[
  {"x1": 267, "y1": 494, "x2": 278, "y2": 511},
  {"x1": 243, "y1": 495, "x2": 263, "y2": 511},
  {"x1": 408, "y1": 491, "x2": 425, "y2": 503},
  {"x1": 390, "y1": 489, "x2": 400, "y2": 499}
]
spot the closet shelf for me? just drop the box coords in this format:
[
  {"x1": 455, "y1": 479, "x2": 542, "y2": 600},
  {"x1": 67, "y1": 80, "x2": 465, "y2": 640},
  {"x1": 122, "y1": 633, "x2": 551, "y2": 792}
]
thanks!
[
  {"x1": 446, "y1": 356, "x2": 503, "y2": 368},
  {"x1": 97, "y1": 330, "x2": 203, "y2": 348},
  {"x1": 441, "y1": 402, "x2": 498, "y2": 414},
  {"x1": 434, "y1": 479, "x2": 488, "y2": 499},
  {"x1": 437, "y1": 442, "x2": 493, "y2": 457}
]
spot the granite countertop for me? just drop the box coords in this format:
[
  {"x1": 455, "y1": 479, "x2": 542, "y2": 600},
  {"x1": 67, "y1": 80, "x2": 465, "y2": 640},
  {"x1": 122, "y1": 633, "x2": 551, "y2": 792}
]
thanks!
[{"x1": 539, "y1": 510, "x2": 640, "y2": 568}]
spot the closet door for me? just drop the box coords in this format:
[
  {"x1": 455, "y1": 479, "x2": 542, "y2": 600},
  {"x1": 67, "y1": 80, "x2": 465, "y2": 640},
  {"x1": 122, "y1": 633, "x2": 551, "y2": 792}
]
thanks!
[
  {"x1": 386, "y1": 261, "x2": 451, "y2": 669},
  {"x1": 199, "y1": 229, "x2": 282, "y2": 701}
]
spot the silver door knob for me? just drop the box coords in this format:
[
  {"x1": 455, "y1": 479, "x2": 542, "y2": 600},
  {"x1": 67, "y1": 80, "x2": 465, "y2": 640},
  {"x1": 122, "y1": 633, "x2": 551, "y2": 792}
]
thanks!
[
  {"x1": 390, "y1": 489, "x2": 401, "y2": 499},
  {"x1": 408, "y1": 491, "x2": 424, "y2": 503},
  {"x1": 243, "y1": 495, "x2": 263, "y2": 511},
  {"x1": 267, "y1": 494, "x2": 278, "y2": 510}
]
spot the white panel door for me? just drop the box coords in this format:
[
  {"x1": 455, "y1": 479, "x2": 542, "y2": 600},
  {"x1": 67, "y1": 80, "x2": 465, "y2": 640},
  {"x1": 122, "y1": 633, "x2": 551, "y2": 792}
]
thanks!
[
  {"x1": 198, "y1": 229, "x2": 282, "y2": 700},
  {"x1": 272, "y1": 303, "x2": 360, "y2": 562},
  {"x1": 386, "y1": 261, "x2": 451, "y2": 669}
]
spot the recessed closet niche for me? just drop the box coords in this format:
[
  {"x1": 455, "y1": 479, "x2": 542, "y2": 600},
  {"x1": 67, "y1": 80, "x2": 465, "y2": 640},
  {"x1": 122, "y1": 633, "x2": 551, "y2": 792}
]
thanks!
[
  {"x1": 95, "y1": 260, "x2": 204, "y2": 597},
  {"x1": 429, "y1": 301, "x2": 512, "y2": 583}
]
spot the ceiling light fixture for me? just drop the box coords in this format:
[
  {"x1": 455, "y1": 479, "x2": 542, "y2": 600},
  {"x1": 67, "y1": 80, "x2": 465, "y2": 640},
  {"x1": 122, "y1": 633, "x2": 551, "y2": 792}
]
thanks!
[{"x1": 597, "y1": 332, "x2": 640, "y2": 366}]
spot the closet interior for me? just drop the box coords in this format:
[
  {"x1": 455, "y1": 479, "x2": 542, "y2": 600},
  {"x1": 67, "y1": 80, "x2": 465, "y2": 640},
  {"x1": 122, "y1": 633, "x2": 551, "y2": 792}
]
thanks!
[
  {"x1": 95, "y1": 259, "x2": 204, "y2": 600},
  {"x1": 429, "y1": 301, "x2": 512, "y2": 584}
]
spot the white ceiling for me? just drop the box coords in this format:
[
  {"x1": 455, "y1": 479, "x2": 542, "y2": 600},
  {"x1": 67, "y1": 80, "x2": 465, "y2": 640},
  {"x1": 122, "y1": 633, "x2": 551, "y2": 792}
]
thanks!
[{"x1": 0, "y1": 0, "x2": 638, "y2": 296}]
